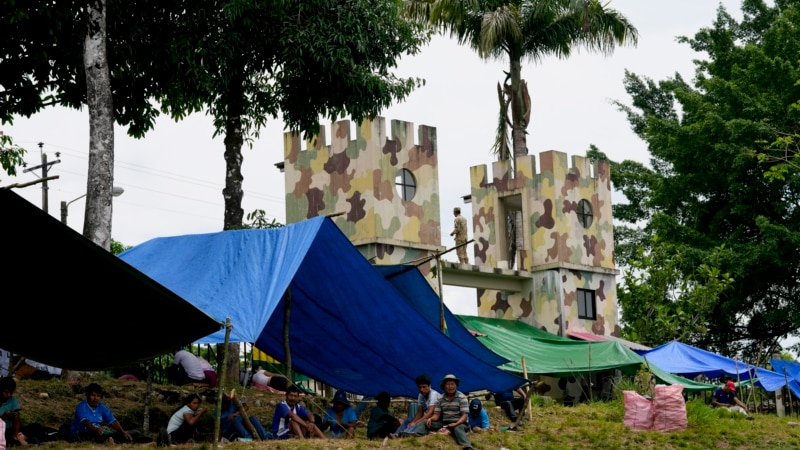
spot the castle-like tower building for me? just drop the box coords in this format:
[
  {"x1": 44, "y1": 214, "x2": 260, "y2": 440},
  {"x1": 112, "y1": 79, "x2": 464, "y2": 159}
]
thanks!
[
  {"x1": 282, "y1": 117, "x2": 443, "y2": 274},
  {"x1": 281, "y1": 117, "x2": 620, "y2": 338},
  {"x1": 469, "y1": 152, "x2": 619, "y2": 336}
]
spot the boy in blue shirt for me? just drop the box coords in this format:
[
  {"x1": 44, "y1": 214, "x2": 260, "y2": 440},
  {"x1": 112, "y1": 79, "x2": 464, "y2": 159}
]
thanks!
[{"x1": 467, "y1": 398, "x2": 489, "y2": 432}]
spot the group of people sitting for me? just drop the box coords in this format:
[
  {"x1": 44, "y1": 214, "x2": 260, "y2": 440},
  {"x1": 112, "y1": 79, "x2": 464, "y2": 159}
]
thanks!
[
  {"x1": 164, "y1": 372, "x2": 526, "y2": 448},
  {"x1": 0, "y1": 346, "x2": 530, "y2": 448},
  {"x1": 264, "y1": 373, "x2": 490, "y2": 450}
]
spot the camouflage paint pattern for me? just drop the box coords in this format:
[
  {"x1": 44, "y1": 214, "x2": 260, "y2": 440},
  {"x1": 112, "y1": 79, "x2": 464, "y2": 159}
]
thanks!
[
  {"x1": 281, "y1": 118, "x2": 619, "y2": 336},
  {"x1": 283, "y1": 117, "x2": 444, "y2": 271},
  {"x1": 471, "y1": 151, "x2": 620, "y2": 337}
]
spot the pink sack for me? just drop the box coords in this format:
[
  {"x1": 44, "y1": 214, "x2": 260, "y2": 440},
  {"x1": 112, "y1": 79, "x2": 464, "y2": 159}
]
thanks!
[
  {"x1": 623, "y1": 390, "x2": 655, "y2": 431},
  {"x1": 652, "y1": 384, "x2": 687, "y2": 432},
  {"x1": 0, "y1": 418, "x2": 6, "y2": 450}
]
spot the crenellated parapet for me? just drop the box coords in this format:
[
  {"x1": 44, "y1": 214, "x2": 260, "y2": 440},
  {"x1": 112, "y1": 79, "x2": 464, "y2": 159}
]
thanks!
[
  {"x1": 283, "y1": 117, "x2": 443, "y2": 266},
  {"x1": 470, "y1": 150, "x2": 614, "y2": 271}
]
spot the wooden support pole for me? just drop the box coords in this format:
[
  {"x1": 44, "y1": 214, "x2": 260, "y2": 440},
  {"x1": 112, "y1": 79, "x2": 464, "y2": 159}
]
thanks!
[
  {"x1": 522, "y1": 356, "x2": 532, "y2": 422},
  {"x1": 143, "y1": 359, "x2": 153, "y2": 433},
  {"x1": 212, "y1": 318, "x2": 231, "y2": 448},
  {"x1": 437, "y1": 256, "x2": 445, "y2": 332},
  {"x1": 230, "y1": 389, "x2": 260, "y2": 440},
  {"x1": 283, "y1": 287, "x2": 293, "y2": 380}
]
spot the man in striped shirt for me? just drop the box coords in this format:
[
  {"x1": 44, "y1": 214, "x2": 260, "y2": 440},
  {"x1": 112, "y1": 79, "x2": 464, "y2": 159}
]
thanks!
[{"x1": 427, "y1": 374, "x2": 473, "y2": 450}]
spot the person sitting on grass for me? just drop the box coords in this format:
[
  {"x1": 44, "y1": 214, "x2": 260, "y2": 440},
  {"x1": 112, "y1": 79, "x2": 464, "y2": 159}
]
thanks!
[
  {"x1": 711, "y1": 381, "x2": 753, "y2": 419},
  {"x1": 69, "y1": 383, "x2": 132, "y2": 444},
  {"x1": 169, "y1": 348, "x2": 208, "y2": 386},
  {"x1": 165, "y1": 393, "x2": 207, "y2": 445},
  {"x1": 271, "y1": 385, "x2": 325, "y2": 439},
  {"x1": 367, "y1": 392, "x2": 401, "y2": 440},
  {"x1": 395, "y1": 374, "x2": 440, "y2": 437},
  {"x1": 322, "y1": 390, "x2": 359, "y2": 439},
  {"x1": 0, "y1": 377, "x2": 27, "y2": 446},
  {"x1": 467, "y1": 398, "x2": 489, "y2": 432},
  {"x1": 487, "y1": 387, "x2": 527, "y2": 422},
  {"x1": 220, "y1": 395, "x2": 271, "y2": 441},
  {"x1": 428, "y1": 374, "x2": 473, "y2": 450}
]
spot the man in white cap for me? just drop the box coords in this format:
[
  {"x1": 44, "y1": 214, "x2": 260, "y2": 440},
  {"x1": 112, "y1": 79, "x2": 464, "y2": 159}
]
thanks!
[{"x1": 427, "y1": 374, "x2": 473, "y2": 450}]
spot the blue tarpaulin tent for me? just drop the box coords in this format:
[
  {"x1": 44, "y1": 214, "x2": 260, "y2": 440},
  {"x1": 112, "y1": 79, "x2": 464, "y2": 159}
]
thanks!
[
  {"x1": 768, "y1": 359, "x2": 800, "y2": 398},
  {"x1": 120, "y1": 217, "x2": 525, "y2": 397},
  {"x1": 642, "y1": 341, "x2": 790, "y2": 392},
  {"x1": 373, "y1": 265, "x2": 508, "y2": 367}
]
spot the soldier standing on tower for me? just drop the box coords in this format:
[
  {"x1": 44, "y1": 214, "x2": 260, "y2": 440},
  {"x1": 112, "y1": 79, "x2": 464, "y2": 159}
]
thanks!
[{"x1": 451, "y1": 207, "x2": 469, "y2": 264}]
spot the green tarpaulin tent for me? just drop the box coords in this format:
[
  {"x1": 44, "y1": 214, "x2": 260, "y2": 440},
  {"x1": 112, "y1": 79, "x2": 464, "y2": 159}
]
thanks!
[
  {"x1": 456, "y1": 316, "x2": 718, "y2": 391},
  {"x1": 456, "y1": 315, "x2": 643, "y2": 376}
]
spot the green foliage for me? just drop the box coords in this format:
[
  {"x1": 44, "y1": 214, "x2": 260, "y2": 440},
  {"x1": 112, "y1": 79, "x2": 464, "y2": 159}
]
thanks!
[
  {"x1": 109, "y1": 239, "x2": 132, "y2": 255},
  {"x1": 612, "y1": 0, "x2": 800, "y2": 356},
  {"x1": 240, "y1": 209, "x2": 284, "y2": 230},
  {"x1": 0, "y1": 132, "x2": 26, "y2": 180},
  {"x1": 618, "y1": 241, "x2": 733, "y2": 347}
]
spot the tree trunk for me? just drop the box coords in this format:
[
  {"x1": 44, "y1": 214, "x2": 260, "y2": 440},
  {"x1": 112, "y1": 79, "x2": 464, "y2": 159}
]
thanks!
[
  {"x1": 82, "y1": 0, "x2": 115, "y2": 251},
  {"x1": 509, "y1": 55, "x2": 528, "y2": 158},
  {"x1": 222, "y1": 93, "x2": 245, "y2": 231},
  {"x1": 219, "y1": 75, "x2": 246, "y2": 386},
  {"x1": 61, "y1": 0, "x2": 114, "y2": 383}
]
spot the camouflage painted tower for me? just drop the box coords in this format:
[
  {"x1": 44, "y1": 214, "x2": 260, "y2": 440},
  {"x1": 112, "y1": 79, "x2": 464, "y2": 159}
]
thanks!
[
  {"x1": 282, "y1": 117, "x2": 443, "y2": 273},
  {"x1": 469, "y1": 152, "x2": 619, "y2": 337},
  {"x1": 281, "y1": 117, "x2": 619, "y2": 338}
]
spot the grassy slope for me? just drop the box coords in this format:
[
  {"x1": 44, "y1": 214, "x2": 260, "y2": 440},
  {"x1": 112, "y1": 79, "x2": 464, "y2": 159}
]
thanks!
[{"x1": 12, "y1": 378, "x2": 800, "y2": 450}]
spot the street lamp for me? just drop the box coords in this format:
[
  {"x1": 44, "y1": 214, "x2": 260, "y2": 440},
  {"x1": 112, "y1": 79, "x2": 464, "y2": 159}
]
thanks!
[{"x1": 60, "y1": 186, "x2": 124, "y2": 225}]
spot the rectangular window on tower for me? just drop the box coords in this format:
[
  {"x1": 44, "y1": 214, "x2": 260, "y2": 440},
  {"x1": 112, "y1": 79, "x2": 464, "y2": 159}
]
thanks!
[{"x1": 577, "y1": 288, "x2": 596, "y2": 320}]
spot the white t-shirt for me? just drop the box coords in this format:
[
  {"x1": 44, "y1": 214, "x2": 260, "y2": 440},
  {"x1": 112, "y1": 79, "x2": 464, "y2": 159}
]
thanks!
[
  {"x1": 174, "y1": 350, "x2": 205, "y2": 380},
  {"x1": 418, "y1": 389, "x2": 441, "y2": 412},
  {"x1": 167, "y1": 405, "x2": 194, "y2": 433},
  {"x1": 252, "y1": 369, "x2": 270, "y2": 386}
]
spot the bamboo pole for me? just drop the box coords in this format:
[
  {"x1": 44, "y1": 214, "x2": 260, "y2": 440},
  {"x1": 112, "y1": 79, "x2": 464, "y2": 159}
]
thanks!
[
  {"x1": 587, "y1": 343, "x2": 593, "y2": 403},
  {"x1": 283, "y1": 287, "x2": 293, "y2": 380},
  {"x1": 213, "y1": 318, "x2": 231, "y2": 449},
  {"x1": 229, "y1": 389, "x2": 260, "y2": 440},
  {"x1": 437, "y1": 256, "x2": 445, "y2": 332},
  {"x1": 143, "y1": 359, "x2": 152, "y2": 433},
  {"x1": 784, "y1": 367, "x2": 794, "y2": 417},
  {"x1": 522, "y1": 356, "x2": 532, "y2": 422}
]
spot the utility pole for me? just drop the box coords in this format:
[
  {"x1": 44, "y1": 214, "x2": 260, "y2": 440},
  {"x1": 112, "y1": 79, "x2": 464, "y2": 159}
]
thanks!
[{"x1": 22, "y1": 143, "x2": 60, "y2": 213}]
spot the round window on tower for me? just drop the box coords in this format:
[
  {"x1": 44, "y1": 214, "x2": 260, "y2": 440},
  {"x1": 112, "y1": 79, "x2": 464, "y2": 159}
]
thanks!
[
  {"x1": 395, "y1": 169, "x2": 416, "y2": 201},
  {"x1": 577, "y1": 199, "x2": 593, "y2": 228}
]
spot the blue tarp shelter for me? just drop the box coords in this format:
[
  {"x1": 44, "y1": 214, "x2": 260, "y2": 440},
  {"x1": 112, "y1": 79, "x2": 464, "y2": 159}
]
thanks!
[
  {"x1": 768, "y1": 359, "x2": 800, "y2": 398},
  {"x1": 373, "y1": 265, "x2": 508, "y2": 367},
  {"x1": 120, "y1": 217, "x2": 525, "y2": 397},
  {"x1": 0, "y1": 189, "x2": 221, "y2": 370},
  {"x1": 642, "y1": 341, "x2": 790, "y2": 392}
]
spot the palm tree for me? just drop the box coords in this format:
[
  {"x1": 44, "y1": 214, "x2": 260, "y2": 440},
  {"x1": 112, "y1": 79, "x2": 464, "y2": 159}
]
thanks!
[{"x1": 408, "y1": 0, "x2": 638, "y2": 160}]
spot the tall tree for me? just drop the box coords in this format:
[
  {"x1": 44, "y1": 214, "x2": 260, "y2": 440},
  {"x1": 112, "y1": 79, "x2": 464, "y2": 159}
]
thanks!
[
  {"x1": 132, "y1": 0, "x2": 426, "y2": 382},
  {"x1": 83, "y1": 0, "x2": 115, "y2": 249},
  {"x1": 146, "y1": 0, "x2": 426, "y2": 230},
  {"x1": 612, "y1": 0, "x2": 800, "y2": 357},
  {"x1": 0, "y1": 0, "x2": 163, "y2": 249},
  {"x1": 407, "y1": 0, "x2": 637, "y2": 159}
]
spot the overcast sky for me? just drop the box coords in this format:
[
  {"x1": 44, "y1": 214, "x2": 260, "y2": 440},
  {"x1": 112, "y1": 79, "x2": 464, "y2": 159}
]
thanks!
[{"x1": 2, "y1": 1, "x2": 743, "y2": 315}]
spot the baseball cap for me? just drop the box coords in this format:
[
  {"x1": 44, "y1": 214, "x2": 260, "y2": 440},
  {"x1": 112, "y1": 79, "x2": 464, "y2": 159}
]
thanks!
[
  {"x1": 726, "y1": 381, "x2": 736, "y2": 391},
  {"x1": 469, "y1": 398, "x2": 482, "y2": 417}
]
